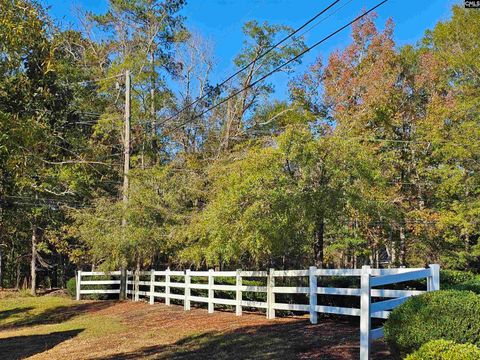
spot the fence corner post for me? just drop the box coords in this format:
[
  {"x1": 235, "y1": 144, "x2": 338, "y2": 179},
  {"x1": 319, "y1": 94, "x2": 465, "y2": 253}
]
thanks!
[
  {"x1": 184, "y1": 269, "x2": 191, "y2": 311},
  {"x1": 149, "y1": 269, "x2": 155, "y2": 305},
  {"x1": 309, "y1": 266, "x2": 318, "y2": 324},
  {"x1": 266, "y1": 268, "x2": 275, "y2": 319},
  {"x1": 236, "y1": 269, "x2": 242, "y2": 316},
  {"x1": 208, "y1": 269, "x2": 214, "y2": 314},
  {"x1": 360, "y1": 265, "x2": 371, "y2": 360},
  {"x1": 76, "y1": 270, "x2": 82, "y2": 301},
  {"x1": 428, "y1": 264, "x2": 440, "y2": 291},
  {"x1": 165, "y1": 267, "x2": 171, "y2": 306}
]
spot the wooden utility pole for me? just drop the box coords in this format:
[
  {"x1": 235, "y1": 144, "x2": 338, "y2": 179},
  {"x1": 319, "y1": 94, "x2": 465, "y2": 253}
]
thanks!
[
  {"x1": 150, "y1": 51, "x2": 158, "y2": 163},
  {"x1": 122, "y1": 69, "x2": 131, "y2": 207},
  {"x1": 120, "y1": 69, "x2": 131, "y2": 300}
]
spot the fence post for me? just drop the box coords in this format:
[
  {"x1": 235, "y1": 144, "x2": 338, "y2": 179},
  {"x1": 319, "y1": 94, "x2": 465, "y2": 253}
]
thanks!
[
  {"x1": 360, "y1": 265, "x2": 371, "y2": 360},
  {"x1": 309, "y1": 266, "x2": 318, "y2": 324},
  {"x1": 266, "y1": 268, "x2": 275, "y2": 319},
  {"x1": 184, "y1": 269, "x2": 191, "y2": 311},
  {"x1": 76, "y1": 270, "x2": 82, "y2": 301},
  {"x1": 134, "y1": 269, "x2": 140, "y2": 301},
  {"x1": 149, "y1": 269, "x2": 155, "y2": 305},
  {"x1": 119, "y1": 268, "x2": 127, "y2": 300},
  {"x1": 236, "y1": 269, "x2": 242, "y2": 316},
  {"x1": 428, "y1": 264, "x2": 440, "y2": 291},
  {"x1": 128, "y1": 271, "x2": 133, "y2": 300},
  {"x1": 165, "y1": 268, "x2": 171, "y2": 306},
  {"x1": 208, "y1": 269, "x2": 214, "y2": 314}
]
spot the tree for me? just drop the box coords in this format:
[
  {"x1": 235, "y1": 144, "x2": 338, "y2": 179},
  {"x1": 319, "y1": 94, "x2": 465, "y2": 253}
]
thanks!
[
  {"x1": 72, "y1": 163, "x2": 205, "y2": 269},
  {"x1": 208, "y1": 20, "x2": 306, "y2": 154},
  {"x1": 0, "y1": 0, "x2": 117, "y2": 292},
  {"x1": 412, "y1": 6, "x2": 480, "y2": 269},
  {"x1": 88, "y1": 0, "x2": 187, "y2": 166},
  {"x1": 179, "y1": 118, "x2": 385, "y2": 269}
]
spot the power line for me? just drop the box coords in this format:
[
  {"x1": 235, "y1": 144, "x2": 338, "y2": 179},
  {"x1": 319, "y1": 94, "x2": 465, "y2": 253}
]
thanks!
[
  {"x1": 294, "y1": 0, "x2": 355, "y2": 40},
  {"x1": 1, "y1": 196, "x2": 92, "y2": 209},
  {"x1": 330, "y1": 135, "x2": 477, "y2": 148},
  {"x1": 158, "y1": 0, "x2": 343, "y2": 128},
  {"x1": 167, "y1": 0, "x2": 389, "y2": 134},
  {"x1": 69, "y1": 73, "x2": 123, "y2": 86},
  {"x1": 129, "y1": 0, "x2": 354, "y2": 129},
  {"x1": 251, "y1": 0, "x2": 355, "y2": 74}
]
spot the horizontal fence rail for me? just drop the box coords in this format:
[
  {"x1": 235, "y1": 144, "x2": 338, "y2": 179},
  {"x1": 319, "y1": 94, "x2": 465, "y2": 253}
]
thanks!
[
  {"x1": 76, "y1": 264, "x2": 440, "y2": 360},
  {"x1": 76, "y1": 271, "x2": 123, "y2": 298}
]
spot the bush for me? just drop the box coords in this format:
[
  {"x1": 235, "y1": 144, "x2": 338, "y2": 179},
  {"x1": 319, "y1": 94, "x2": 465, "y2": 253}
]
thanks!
[
  {"x1": 66, "y1": 277, "x2": 76, "y2": 298},
  {"x1": 439, "y1": 269, "x2": 480, "y2": 294},
  {"x1": 451, "y1": 278, "x2": 480, "y2": 294},
  {"x1": 405, "y1": 340, "x2": 480, "y2": 360},
  {"x1": 66, "y1": 275, "x2": 105, "y2": 300},
  {"x1": 384, "y1": 290, "x2": 480, "y2": 358},
  {"x1": 441, "y1": 270, "x2": 476, "y2": 288}
]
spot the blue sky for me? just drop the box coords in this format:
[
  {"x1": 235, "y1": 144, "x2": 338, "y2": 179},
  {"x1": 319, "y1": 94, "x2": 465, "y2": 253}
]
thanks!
[{"x1": 43, "y1": 0, "x2": 457, "y2": 100}]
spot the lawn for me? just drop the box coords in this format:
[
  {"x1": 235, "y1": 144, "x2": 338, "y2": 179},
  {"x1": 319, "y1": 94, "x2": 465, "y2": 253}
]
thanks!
[{"x1": 0, "y1": 292, "x2": 391, "y2": 359}]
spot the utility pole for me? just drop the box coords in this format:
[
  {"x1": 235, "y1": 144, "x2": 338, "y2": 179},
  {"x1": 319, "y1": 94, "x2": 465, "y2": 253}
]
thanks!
[
  {"x1": 150, "y1": 50, "x2": 157, "y2": 163},
  {"x1": 120, "y1": 69, "x2": 131, "y2": 300},
  {"x1": 123, "y1": 69, "x2": 131, "y2": 207}
]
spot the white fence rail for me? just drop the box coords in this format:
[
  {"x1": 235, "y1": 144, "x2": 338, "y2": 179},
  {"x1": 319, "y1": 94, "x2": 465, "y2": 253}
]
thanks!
[
  {"x1": 76, "y1": 264, "x2": 440, "y2": 359},
  {"x1": 75, "y1": 271, "x2": 122, "y2": 298}
]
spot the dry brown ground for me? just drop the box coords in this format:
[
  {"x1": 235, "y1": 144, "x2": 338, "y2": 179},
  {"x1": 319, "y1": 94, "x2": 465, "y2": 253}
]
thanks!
[{"x1": 0, "y1": 294, "x2": 392, "y2": 359}]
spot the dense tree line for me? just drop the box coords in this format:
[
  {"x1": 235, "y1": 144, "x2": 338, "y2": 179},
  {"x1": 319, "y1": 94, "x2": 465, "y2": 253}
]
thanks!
[{"x1": 0, "y1": 0, "x2": 479, "y2": 293}]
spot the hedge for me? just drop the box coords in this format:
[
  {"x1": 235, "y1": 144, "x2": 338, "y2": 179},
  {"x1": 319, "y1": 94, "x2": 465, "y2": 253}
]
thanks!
[
  {"x1": 384, "y1": 290, "x2": 480, "y2": 358},
  {"x1": 405, "y1": 340, "x2": 480, "y2": 360},
  {"x1": 451, "y1": 278, "x2": 480, "y2": 294},
  {"x1": 440, "y1": 270, "x2": 476, "y2": 287}
]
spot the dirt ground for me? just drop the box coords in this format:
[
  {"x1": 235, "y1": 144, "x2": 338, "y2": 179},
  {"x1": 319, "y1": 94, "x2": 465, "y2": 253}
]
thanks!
[{"x1": 0, "y1": 293, "x2": 392, "y2": 359}]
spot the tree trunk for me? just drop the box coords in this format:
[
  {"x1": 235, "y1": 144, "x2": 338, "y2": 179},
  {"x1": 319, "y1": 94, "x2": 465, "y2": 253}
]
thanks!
[
  {"x1": 0, "y1": 246, "x2": 3, "y2": 289},
  {"x1": 15, "y1": 260, "x2": 20, "y2": 290},
  {"x1": 313, "y1": 220, "x2": 325, "y2": 268},
  {"x1": 134, "y1": 255, "x2": 141, "y2": 301},
  {"x1": 399, "y1": 226, "x2": 406, "y2": 266},
  {"x1": 386, "y1": 228, "x2": 396, "y2": 267},
  {"x1": 0, "y1": 190, "x2": 3, "y2": 289},
  {"x1": 368, "y1": 249, "x2": 374, "y2": 267},
  {"x1": 31, "y1": 223, "x2": 37, "y2": 296}
]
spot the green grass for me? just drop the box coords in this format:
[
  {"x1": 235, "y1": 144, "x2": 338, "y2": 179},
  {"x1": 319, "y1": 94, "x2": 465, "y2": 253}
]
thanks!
[
  {"x1": 0, "y1": 294, "x2": 124, "y2": 339},
  {"x1": 0, "y1": 292, "x2": 390, "y2": 359}
]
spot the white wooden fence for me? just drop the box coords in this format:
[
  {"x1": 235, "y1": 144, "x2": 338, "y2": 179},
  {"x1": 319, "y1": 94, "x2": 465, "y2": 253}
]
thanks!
[
  {"x1": 75, "y1": 270, "x2": 122, "y2": 298},
  {"x1": 76, "y1": 264, "x2": 440, "y2": 359}
]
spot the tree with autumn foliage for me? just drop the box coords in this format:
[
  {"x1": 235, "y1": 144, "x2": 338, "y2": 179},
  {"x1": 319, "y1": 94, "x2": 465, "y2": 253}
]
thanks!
[{"x1": 1, "y1": 2, "x2": 480, "y2": 291}]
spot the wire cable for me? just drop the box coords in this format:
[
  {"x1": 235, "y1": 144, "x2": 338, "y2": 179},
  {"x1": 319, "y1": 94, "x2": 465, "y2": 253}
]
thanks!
[
  {"x1": 167, "y1": 0, "x2": 389, "y2": 133},
  {"x1": 159, "y1": 0, "x2": 343, "y2": 127}
]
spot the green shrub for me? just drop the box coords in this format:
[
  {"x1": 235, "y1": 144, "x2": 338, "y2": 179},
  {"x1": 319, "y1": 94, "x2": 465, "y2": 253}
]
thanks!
[
  {"x1": 438, "y1": 270, "x2": 480, "y2": 294},
  {"x1": 65, "y1": 275, "x2": 109, "y2": 300},
  {"x1": 405, "y1": 340, "x2": 480, "y2": 360},
  {"x1": 441, "y1": 270, "x2": 476, "y2": 288},
  {"x1": 384, "y1": 290, "x2": 480, "y2": 358},
  {"x1": 66, "y1": 277, "x2": 76, "y2": 298},
  {"x1": 451, "y1": 278, "x2": 480, "y2": 294}
]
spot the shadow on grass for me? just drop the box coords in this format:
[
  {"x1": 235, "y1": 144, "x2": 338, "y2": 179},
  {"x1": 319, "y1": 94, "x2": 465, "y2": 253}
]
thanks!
[
  {"x1": 0, "y1": 307, "x2": 34, "y2": 321},
  {"x1": 0, "y1": 329, "x2": 84, "y2": 360},
  {"x1": 0, "y1": 301, "x2": 115, "y2": 330},
  {"x1": 96, "y1": 317, "x2": 391, "y2": 360}
]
